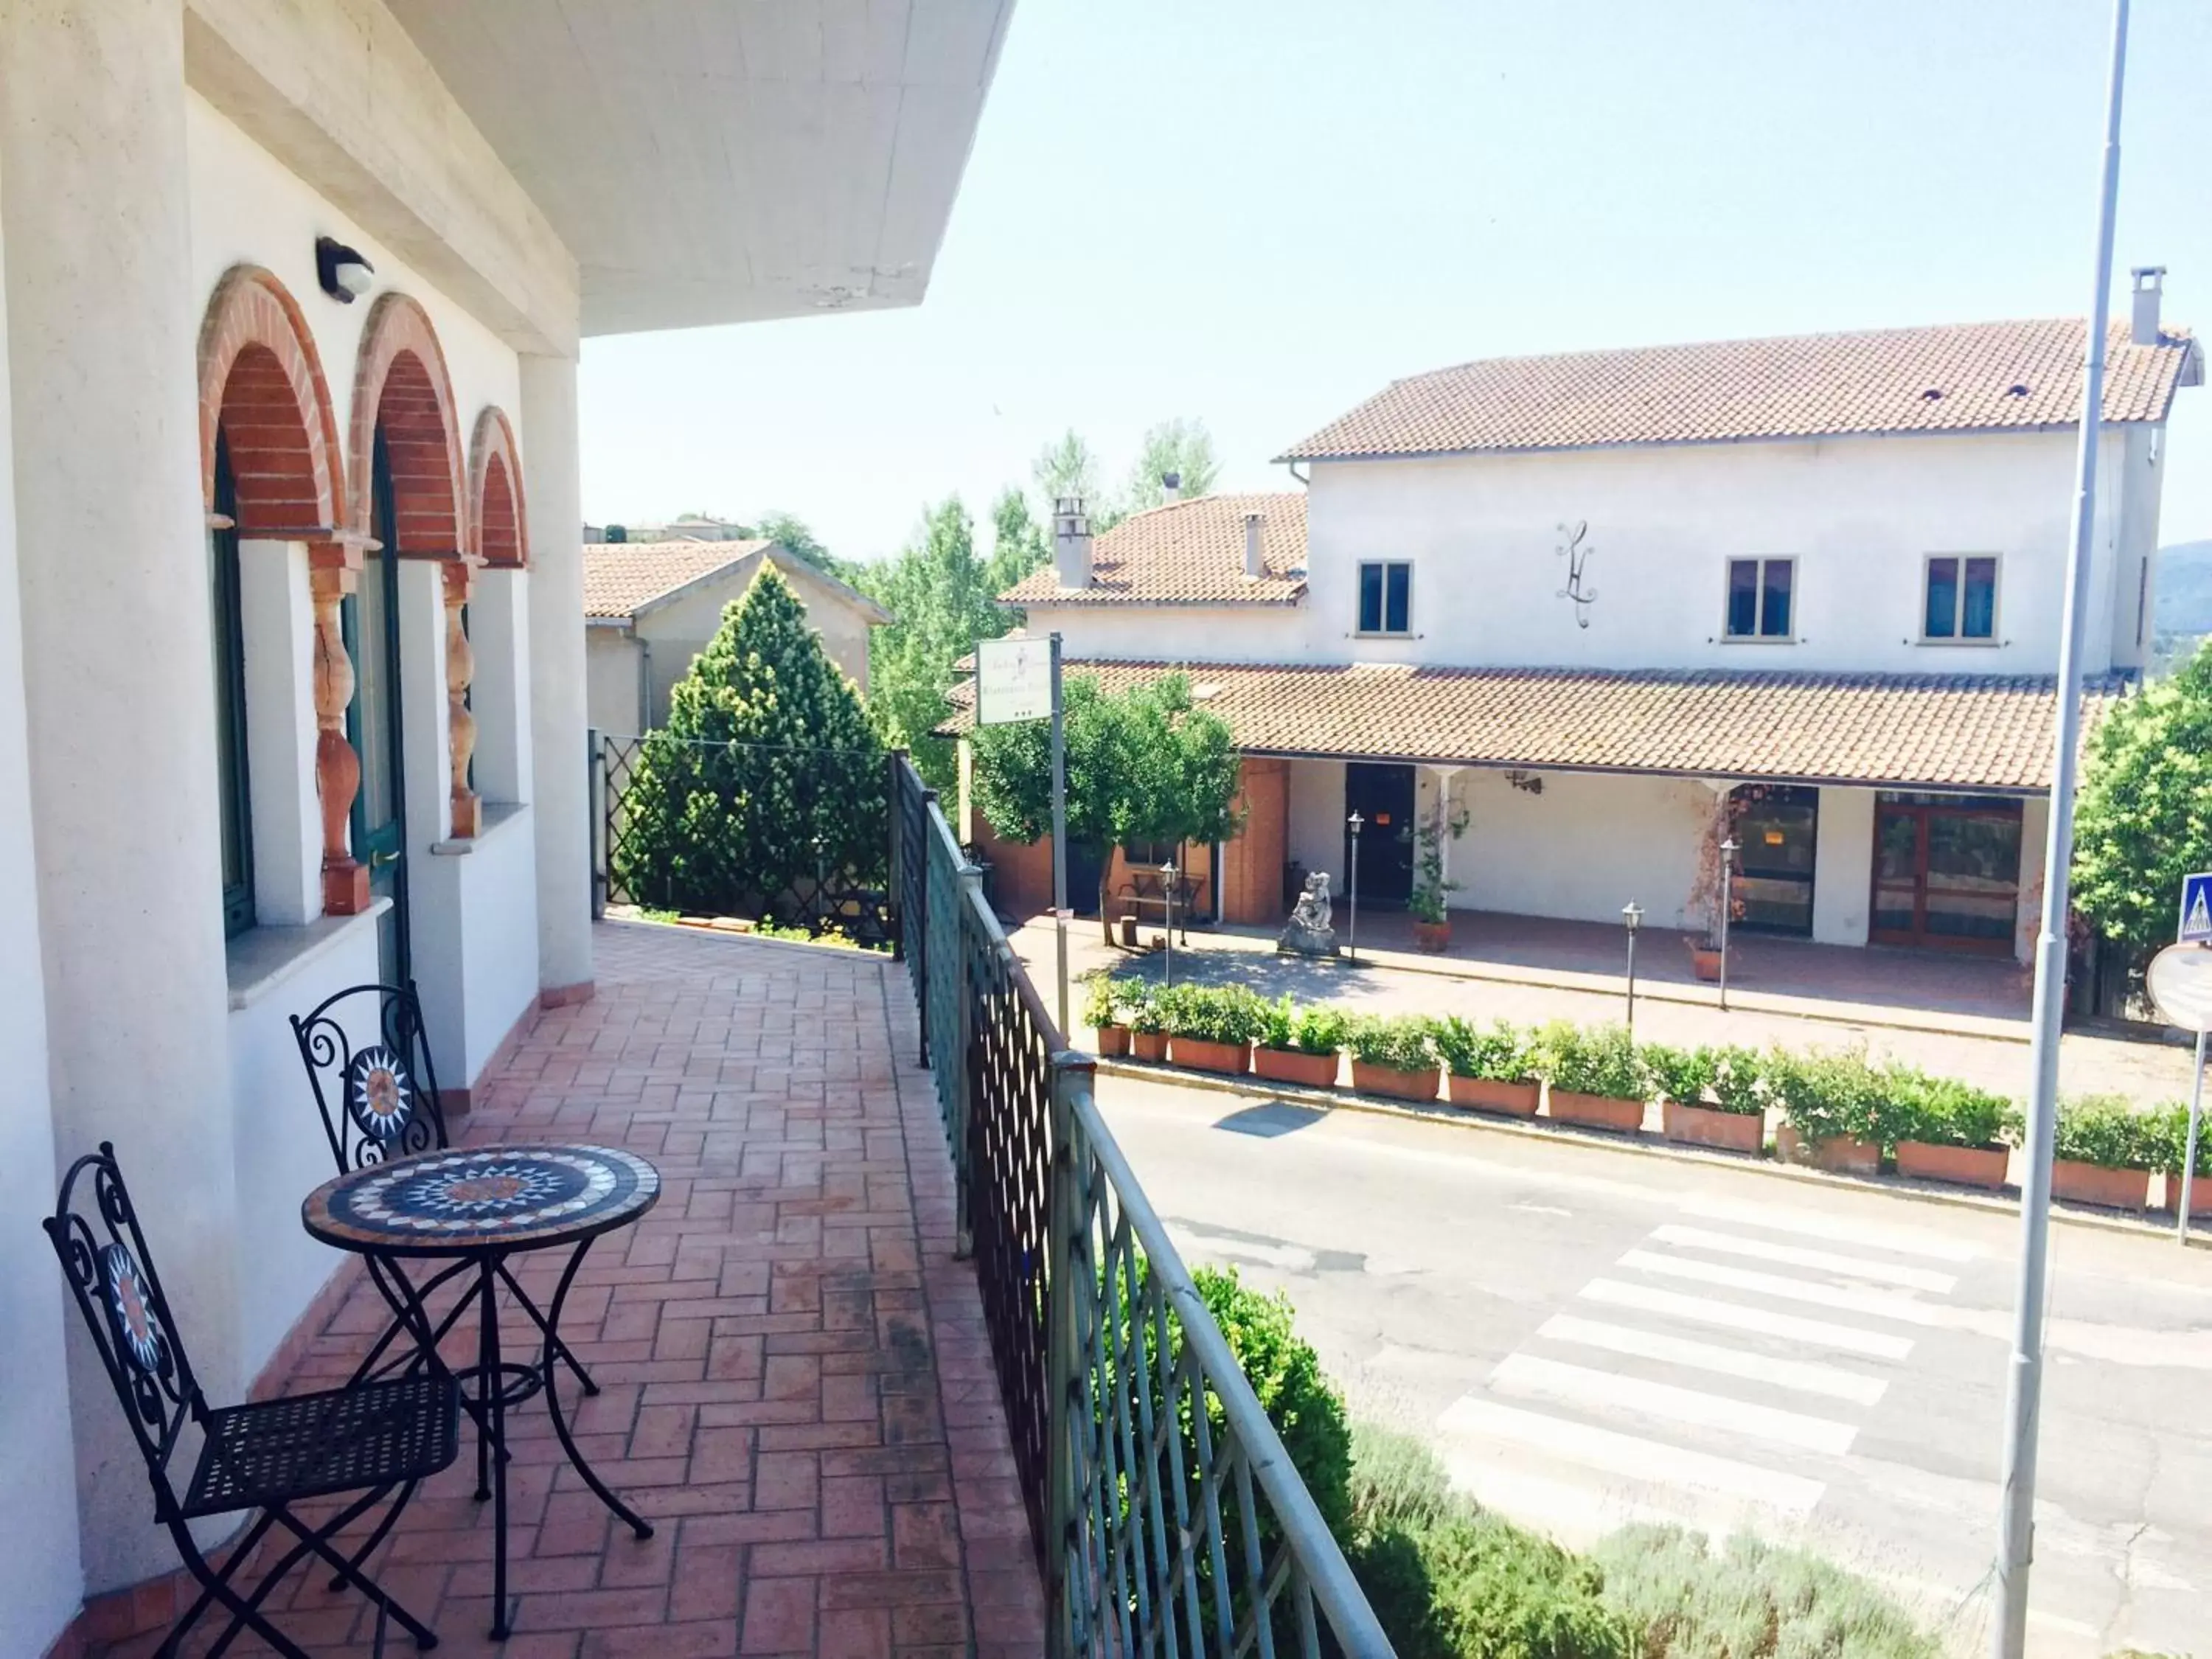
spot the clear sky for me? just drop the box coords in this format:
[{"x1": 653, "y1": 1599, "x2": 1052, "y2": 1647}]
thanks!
[{"x1": 577, "y1": 0, "x2": 2212, "y2": 562}]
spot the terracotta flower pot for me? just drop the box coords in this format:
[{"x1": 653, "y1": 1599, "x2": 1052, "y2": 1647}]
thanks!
[
  {"x1": 1896, "y1": 1138, "x2": 2010, "y2": 1190},
  {"x1": 1547, "y1": 1089, "x2": 1647, "y2": 1133},
  {"x1": 1350, "y1": 1060, "x2": 1442, "y2": 1103},
  {"x1": 1253, "y1": 1046, "x2": 1340, "y2": 1088},
  {"x1": 2051, "y1": 1158, "x2": 2150, "y2": 1211},
  {"x1": 1168, "y1": 1035, "x2": 1250, "y2": 1076},
  {"x1": 1130, "y1": 1030, "x2": 1169, "y2": 1062},
  {"x1": 1447, "y1": 1075, "x2": 1540, "y2": 1117},
  {"x1": 1662, "y1": 1099, "x2": 1764, "y2": 1154},
  {"x1": 1412, "y1": 919, "x2": 1451, "y2": 954},
  {"x1": 1775, "y1": 1124, "x2": 1882, "y2": 1175},
  {"x1": 1688, "y1": 942, "x2": 1723, "y2": 982},
  {"x1": 1095, "y1": 1024, "x2": 1130, "y2": 1057},
  {"x1": 2157, "y1": 1172, "x2": 2212, "y2": 1216}
]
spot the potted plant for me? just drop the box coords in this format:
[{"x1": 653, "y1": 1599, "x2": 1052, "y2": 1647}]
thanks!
[
  {"x1": 1346, "y1": 1015, "x2": 1442, "y2": 1102},
  {"x1": 2157, "y1": 1099, "x2": 2212, "y2": 1217},
  {"x1": 1407, "y1": 796, "x2": 1470, "y2": 952},
  {"x1": 1682, "y1": 796, "x2": 1748, "y2": 982},
  {"x1": 1537, "y1": 1022, "x2": 1649, "y2": 1133},
  {"x1": 1085, "y1": 974, "x2": 1132, "y2": 1057},
  {"x1": 1648, "y1": 1043, "x2": 1765, "y2": 1154},
  {"x1": 1434, "y1": 1017, "x2": 1539, "y2": 1116},
  {"x1": 1769, "y1": 1047, "x2": 1884, "y2": 1174},
  {"x1": 1160, "y1": 984, "x2": 1262, "y2": 1076},
  {"x1": 2049, "y1": 1093, "x2": 2157, "y2": 1210},
  {"x1": 1251, "y1": 996, "x2": 1343, "y2": 1089},
  {"x1": 1889, "y1": 1068, "x2": 2018, "y2": 1190},
  {"x1": 1125, "y1": 982, "x2": 1169, "y2": 1062}
]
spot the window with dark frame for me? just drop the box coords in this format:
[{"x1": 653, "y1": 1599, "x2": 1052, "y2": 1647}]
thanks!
[
  {"x1": 1924, "y1": 554, "x2": 1998, "y2": 641},
  {"x1": 1357, "y1": 560, "x2": 1411, "y2": 634},
  {"x1": 1724, "y1": 556, "x2": 1794, "y2": 639},
  {"x1": 210, "y1": 436, "x2": 255, "y2": 938}
]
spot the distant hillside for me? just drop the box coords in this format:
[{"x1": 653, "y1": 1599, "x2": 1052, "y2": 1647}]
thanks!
[{"x1": 2159, "y1": 540, "x2": 2212, "y2": 634}]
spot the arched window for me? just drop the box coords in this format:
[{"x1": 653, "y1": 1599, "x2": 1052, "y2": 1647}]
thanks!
[{"x1": 209, "y1": 435, "x2": 254, "y2": 936}]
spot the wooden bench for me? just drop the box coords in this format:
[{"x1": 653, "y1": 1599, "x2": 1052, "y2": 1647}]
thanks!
[{"x1": 1116, "y1": 867, "x2": 1207, "y2": 945}]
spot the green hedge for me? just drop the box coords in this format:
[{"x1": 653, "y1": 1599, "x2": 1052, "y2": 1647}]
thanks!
[
  {"x1": 1348, "y1": 1014, "x2": 1440, "y2": 1072},
  {"x1": 1535, "y1": 1022, "x2": 1647, "y2": 1101},
  {"x1": 1434, "y1": 1017, "x2": 1537, "y2": 1083}
]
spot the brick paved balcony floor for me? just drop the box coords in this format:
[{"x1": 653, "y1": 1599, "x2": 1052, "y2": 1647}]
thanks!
[{"x1": 104, "y1": 920, "x2": 1045, "y2": 1658}]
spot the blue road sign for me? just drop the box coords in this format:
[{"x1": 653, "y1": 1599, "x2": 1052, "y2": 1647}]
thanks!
[{"x1": 2181, "y1": 872, "x2": 2212, "y2": 945}]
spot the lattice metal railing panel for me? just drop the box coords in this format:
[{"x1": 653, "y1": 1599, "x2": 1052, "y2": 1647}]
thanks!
[
  {"x1": 891, "y1": 756, "x2": 933, "y2": 1057},
  {"x1": 599, "y1": 732, "x2": 894, "y2": 945}
]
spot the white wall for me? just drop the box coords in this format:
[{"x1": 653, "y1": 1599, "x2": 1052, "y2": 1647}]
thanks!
[
  {"x1": 470, "y1": 567, "x2": 532, "y2": 806},
  {"x1": 414, "y1": 807, "x2": 540, "y2": 1093},
  {"x1": 1296, "y1": 431, "x2": 2127, "y2": 677},
  {"x1": 1286, "y1": 758, "x2": 1347, "y2": 889},
  {"x1": 237, "y1": 540, "x2": 322, "y2": 926},
  {"x1": 0, "y1": 162, "x2": 88, "y2": 1659},
  {"x1": 1019, "y1": 601, "x2": 1309, "y2": 666},
  {"x1": 1812, "y1": 787, "x2": 1877, "y2": 947},
  {"x1": 587, "y1": 629, "x2": 643, "y2": 737},
  {"x1": 1456, "y1": 768, "x2": 1713, "y2": 928}
]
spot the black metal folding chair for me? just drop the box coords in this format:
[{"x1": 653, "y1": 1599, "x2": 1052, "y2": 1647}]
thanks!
[
  {"x1": 289, "y1": 981, "x2": 598, "y2": 1398},
  {"x1": 46, "y1": 1144, "x2": 456, "y2": 1658}
]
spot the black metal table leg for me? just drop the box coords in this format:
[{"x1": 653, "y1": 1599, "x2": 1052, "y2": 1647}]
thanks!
[
  {"x1": 481, "y1": 1256, "x2": 513, "y2": 1641},
  {"x1": 542, "y1": 1237, "x2": 653, "y2": 1541}
]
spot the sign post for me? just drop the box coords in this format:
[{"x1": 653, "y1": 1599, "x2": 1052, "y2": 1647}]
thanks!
[{"x1": 973, "y1": 635, "x2": 1068, "y2": 1034}]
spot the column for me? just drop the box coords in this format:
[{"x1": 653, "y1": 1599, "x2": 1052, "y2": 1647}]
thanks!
[
  {"x1": 521, "y1": 353, "x2": 592, "y2": 998},
  {"x1": 0, "y1": 0, "x2": 243, "y2": 1593},
  {"x1": 445, "y1": 557, "x2": 481, "y2": 838}
]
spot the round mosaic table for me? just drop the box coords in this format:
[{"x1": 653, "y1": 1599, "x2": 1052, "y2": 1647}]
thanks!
[{"x1": 302, "y1": 1144, "x2": 661, "y2": 1638}]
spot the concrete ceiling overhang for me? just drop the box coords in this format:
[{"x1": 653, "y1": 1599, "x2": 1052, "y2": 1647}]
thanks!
[{"x1": 386, "y1": 0, "x2": 1015, "y2": 338}]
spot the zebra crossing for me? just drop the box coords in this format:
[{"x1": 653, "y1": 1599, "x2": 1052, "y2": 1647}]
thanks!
[{"x1": 1433, "y1": 1197, "x2": 1980, "y2": 1543}]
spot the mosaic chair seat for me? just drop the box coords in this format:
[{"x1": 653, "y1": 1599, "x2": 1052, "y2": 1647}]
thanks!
[
  {"x1": 46, "y1": 1144, "x2": 457, "y2": 1658},
  {"x1": 289, "y1": 981, "x2": 600, "y2": 1391}
]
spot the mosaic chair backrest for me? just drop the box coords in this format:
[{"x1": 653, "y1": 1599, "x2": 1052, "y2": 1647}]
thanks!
[
  {"x1": 291, "y1": 981, "x2": 448, "y2": 1173},
  {"x1": 45, "y1": 1144, "x2": 205, "y2": 1509}
]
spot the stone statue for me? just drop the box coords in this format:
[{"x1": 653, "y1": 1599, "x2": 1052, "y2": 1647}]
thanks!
[{"x1": 1276, "y1": 871, "x2": 1339, "y2": 957}]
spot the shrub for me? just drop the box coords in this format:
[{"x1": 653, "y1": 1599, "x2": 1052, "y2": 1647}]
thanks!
[
  {"x1": 1884, "y1": 1067, "x2": 2019, "y2": 1150},
  {"x1": 1537, "y1": 1023, "x2": 1648, "y2": 1101},
  {"x1": 1255, "y1": 993, "x2": 1299, "y2": 1052},
  {"x1": 2053, "y1": 1094, "x2": 2163, "y2": 1172},
  {"x1": 1155, "y1": 982, "x2": 1267, "y2": 1046},
  {"x1": 1348, "y1": 1015, "x2": 1438, "y2": 1074},
  {"x1": 1641, "y1": 1043, "x2": 1717, "y2": 1107},
  {"x1": 1082, "y1": 974, "x2": 1122, "y2": 1030},
  {"x1": 1124, "y1": 981, "x2": 1166, "y2": 1034},
  {"x1": 1764, "y1": 1047, "x2": 1884, "y2": 1147},
  {"x1": 2153, "y1": 1100, "x2": 2212, "y2": 1177},
  {"x1": 1294, "y1": 1003, "x2": 1353, "y2": 1057},
  {"x1": 1706, "y1": 1048, "x2": 1764, "y2": 1118},
  {"x1": 1434, "y1": 1018, "x2": 1534, "y2": 1082},
  {"x1": 1591, "y1": 1525, "x2": 1941, "y2": 1658}
]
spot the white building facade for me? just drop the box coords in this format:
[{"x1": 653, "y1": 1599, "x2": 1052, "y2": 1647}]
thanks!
[
  {"x1": 0, "y1": 3, "x2": 1007, "y2": 1652},
  {"x1": 997, "y1": 306, "x2": 2199, "y2": 958}
]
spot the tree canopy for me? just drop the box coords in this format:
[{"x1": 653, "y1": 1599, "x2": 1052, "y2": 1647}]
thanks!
[
  {"x1": 2073, "y1": 641, "x2": 2212, "y2": 970},
  {"x1": 1121, "y1": 419, "x2": 1222, "y2": 514},
  {"x1": 612, "y1": 564, "x2": 884, "y2": 917},
  {"x1": 969, "y1": 672, "x2": 1244, "y2": 936}
]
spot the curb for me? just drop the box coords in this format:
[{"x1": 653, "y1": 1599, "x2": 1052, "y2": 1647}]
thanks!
[{"x1": 1093, "y1": 1057, "x2": 2212, "y2": 1248}]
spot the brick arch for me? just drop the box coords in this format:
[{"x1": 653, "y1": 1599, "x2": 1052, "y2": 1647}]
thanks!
[
  {"x1": 468, "y1": 406, "x2": 529, "y2": 568},
  {"x1": 197, "y1": 265, "x2": 344, "y2": 535},
  {"x1": 349, "y1": 292, "x2": 467, "y2": 555}
]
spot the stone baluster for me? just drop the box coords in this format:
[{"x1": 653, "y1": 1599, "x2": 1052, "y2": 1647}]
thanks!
[
  {"x1": 446, "y1": 557, "x2": 481, "y2": 838},
  {"x1": 311, "y1": 551, "x2": 369, "y2": 913}
]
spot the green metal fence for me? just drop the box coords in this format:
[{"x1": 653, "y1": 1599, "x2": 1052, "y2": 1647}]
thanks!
[{"x1": 887, "y1": 755, "x2": 1393, "y2": 1658}]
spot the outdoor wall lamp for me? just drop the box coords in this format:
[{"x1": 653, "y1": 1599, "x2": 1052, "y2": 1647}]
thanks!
[
  {"x1": 1346, "y1": 813, "x2": 1364, "y2": 962},
  {"x1": 1718, "y1": 838, "x2": 1741, "y2": 1011},
  {"x1": 316, "y1": 236, "x2": 375, "y2": 303}
]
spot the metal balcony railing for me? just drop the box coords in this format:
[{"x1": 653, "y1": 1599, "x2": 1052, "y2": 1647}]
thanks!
[{"x1": 888, "y1": 754, "x2": 1394, "y2": 1658}]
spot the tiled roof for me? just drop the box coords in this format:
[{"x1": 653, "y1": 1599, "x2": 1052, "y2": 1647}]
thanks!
[
  {"x1": 999, "y1": 493, "x2": 1307, "y2": 607},
  {"x1": 1281, "y1": 319, "x2": 2199, "y2": 461},
  {"x1": 583, "y1": 539, "x2": 772, "y2": 619},
  {"x1": 946, "y1": 660, "x2": 2121, "y2": 791}
]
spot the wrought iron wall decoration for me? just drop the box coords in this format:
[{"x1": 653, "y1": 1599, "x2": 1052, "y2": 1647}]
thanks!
[
  {"x1": 1556, "y1": 519, "x2": 1597, "y2": 627},
  {"x1": 1505, "y1": 769, "x2": 1545, "y2": 795}
]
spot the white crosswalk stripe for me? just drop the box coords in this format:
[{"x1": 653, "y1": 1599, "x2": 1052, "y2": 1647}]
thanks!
[{"x1": 1436, "y1": 1214, "x2": 1971, "y2": 1540}]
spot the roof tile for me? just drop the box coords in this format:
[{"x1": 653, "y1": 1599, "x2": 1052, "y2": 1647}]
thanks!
[
  {"x1": 583, "y1": 539, "x2": 773, "y2": 619},
  {"x1": 1001, "y1": 493, "x2": 1306, "y2": 608}
]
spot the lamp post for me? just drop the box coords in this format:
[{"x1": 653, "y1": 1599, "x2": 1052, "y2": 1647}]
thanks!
[
  {"x1": 1621, "y1": 902, "x2": 1644, "y2": 1037},
  {"x1": 1346, "y1": 812, "x2": 1364, "y2": 962},
  {"x1": 1717, "y1": 837, "x2": 1740, "y2": 1012},
  {"x1": 1161, "y1": 860, "x2": 1177, "y2": 989}
]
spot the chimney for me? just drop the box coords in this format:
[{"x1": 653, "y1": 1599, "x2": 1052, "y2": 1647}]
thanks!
[
  {"x1": 1161, "y1": 470, "x2": 1182, "y2": 504},
  {"x1": 1054, "y1": 495, "x2": 1093, "y2": 589},
  {"x1": 1242, "y1": 510, "x2": 1265, "y2": 579},
  {"x1": 2131, "y1": 266, "x2": 2166, "y2": 344}
]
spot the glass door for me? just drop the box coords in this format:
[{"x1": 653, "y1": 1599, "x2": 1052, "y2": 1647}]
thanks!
[
  {"x1": 1869, "y1": 793, "x2": 2022, "y2": 954},
  {"x1": 349, "y1": 430, "x2": 410, "y2": 984},
  {"x1": 1730, "y1": 785, "x2": 1818, "y2": 936},
  {"x1": 1344, "y1": 762, "x2": 1415, "y2": 907}
]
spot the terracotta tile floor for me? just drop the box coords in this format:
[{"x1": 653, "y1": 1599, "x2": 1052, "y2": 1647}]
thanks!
[{"x1": 114, "y1": 920, "x2": 1045, "y2": 1658}]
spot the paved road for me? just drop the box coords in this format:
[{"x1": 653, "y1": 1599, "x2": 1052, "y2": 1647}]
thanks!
[{"x1": 1099, "y1": 1074, "x2": 2212, "y2": 1656}]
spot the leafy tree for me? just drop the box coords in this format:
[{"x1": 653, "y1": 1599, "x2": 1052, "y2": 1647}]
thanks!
[
  {"x1": 2073, "y1": 640, "x2": 2212, "y2": 971},
  {"x1": 860, "y1": 497, "x2": 1019, "y2": 792},
  {"x1": 986, "y1": 486, "x2": 1051, "y2": 592},
  {"x1": 612, "y1": 564, "x2": 884, "y2": 917},
  {"x1": 1032, "y1": 428, "x2": 1104, "y2": 520},
  {"x1": 969, "y1": 672, "x2": 1243, "y2": 939},
  {"x1": 1121, "y1": 417, "x2": 1222, "y2": 514},
  {"x1": 750, "y1": 509, "x2": 847, "y2": 580}
]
